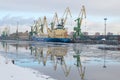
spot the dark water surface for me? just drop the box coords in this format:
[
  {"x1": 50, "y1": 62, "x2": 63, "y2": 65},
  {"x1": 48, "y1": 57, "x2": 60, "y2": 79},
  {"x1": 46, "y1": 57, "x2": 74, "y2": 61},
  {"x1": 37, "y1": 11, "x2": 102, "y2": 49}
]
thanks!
[{"x1": 0, "y1": 40, "x2": 120, "y2": 80}]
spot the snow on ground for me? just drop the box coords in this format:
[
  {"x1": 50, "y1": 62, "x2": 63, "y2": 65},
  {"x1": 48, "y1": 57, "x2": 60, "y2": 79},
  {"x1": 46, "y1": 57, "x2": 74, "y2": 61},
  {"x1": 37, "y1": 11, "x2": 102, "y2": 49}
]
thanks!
[{"x1": 0, "y1": 55, "x2": 56, "y2": 80}]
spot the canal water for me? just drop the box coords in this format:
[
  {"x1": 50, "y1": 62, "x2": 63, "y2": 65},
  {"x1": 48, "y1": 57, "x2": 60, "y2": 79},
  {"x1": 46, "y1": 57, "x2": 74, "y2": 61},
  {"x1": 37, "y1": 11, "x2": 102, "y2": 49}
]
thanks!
[{"x1": 0, "y1": 40, "x2": 120, "y2": 80}]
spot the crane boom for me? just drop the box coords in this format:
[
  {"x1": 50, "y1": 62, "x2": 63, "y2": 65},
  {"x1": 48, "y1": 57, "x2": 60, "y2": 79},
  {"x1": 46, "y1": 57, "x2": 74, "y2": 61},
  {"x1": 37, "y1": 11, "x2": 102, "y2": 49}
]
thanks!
[
  {"x1": 78, "y1": 5, "x2": 86, "y2": 18},
  {"x1": 78, "y1": 5, "x2": 86, "y2": 27},
  {"x1": 43, "y1": 16, "x2": 52, "y2": 35},
  {"x1": 50, "y1": 12, "x2": 59, "y2": 30},
  {"x1": 32, "y1": 16, "x2": 50, "y2": 36},
  {"x1": 61, "y1": 7, "x2": 72, "y2": 27},
  {"x1": 37, "y1": 17, "x2": 44, "y2": 33}
]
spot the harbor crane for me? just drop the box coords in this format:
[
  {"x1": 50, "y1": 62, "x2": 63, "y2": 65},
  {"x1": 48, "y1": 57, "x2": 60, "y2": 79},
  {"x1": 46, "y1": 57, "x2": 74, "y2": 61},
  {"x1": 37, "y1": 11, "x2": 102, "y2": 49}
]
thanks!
[
  {"x1": 50, "y1": 12, "x2": 59, "y2": 30},
  {"x1": 43, "y1": 16, "x2": 53, "y2": 36},
  {"x1": 36, "y1": 17, "x2": 44, "y2": 33},
  {"x1": 34, "y1": 17, "x2": 46, "y2": 35},
  {"x1": 58, "y1": 7, "x2": 72, "y2": 28},
  {"x1": 46, "y1": 7, "x2": 72, "y2": 38},
  {"x1": 30, "y1": 7, "x2": 72, "y2": 42},
  {"x1": 29, "y1": 21, "x2": 38, "y2": 37},
  {"x1": 50, "y1": 7, "x2": 72, "y2": 29},
  {"x1": 1, "y1": 27, "x2": 10, "y2": 39},
  {"x1": 73, "y1": 5, "x2": 86, "y2": 40},
  {"x1": 30, "y1": 17, "x2": 49, "y2": 38}
]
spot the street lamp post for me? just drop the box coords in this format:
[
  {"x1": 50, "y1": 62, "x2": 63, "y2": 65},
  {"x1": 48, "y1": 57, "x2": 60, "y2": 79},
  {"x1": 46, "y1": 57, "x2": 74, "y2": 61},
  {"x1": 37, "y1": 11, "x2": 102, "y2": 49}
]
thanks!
[
  {"x1": 103, "y1": 18, "x2": 107, "y2": 68},
  {"x1": 104, "y1": 18, "x2": 107, "y2": 39}
]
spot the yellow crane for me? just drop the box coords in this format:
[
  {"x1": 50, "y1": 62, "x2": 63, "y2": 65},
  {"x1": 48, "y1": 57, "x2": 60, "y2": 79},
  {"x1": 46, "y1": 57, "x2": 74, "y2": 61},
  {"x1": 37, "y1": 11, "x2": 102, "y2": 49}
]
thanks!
[
  {"x1": 47, "y1": 7, "x2": 72, "y2": 38},
  {"x1": 31, "y1": 16, "x2": 51, "y2": 37},
  {"x1": 62, "y1": 7, "x2": 72, "y2": 26},
  {"x1": 30, "y1": 20, "x2": 38, "y2": 36},
  {"x1": 58, "y1": 7, "x2": 72, "y2": 28},
  {"x1": 50, "y1": 12, "x2": 59, "y2": 30},
  {"x1": 1, "y1": 27, "x2": 10, "y2": 39},
  {"x1": 37, "y1": 17, "x2": 44, "y2": 33},
  {"x1": 43, "y1": 16, "x2": 54, "y2": 37},
  {"x1": 78, "y1": 5, "x2": 86, "y2": 28},
  {"x1": 34, "y1": 17, "x2": 46, "y2": 35}
]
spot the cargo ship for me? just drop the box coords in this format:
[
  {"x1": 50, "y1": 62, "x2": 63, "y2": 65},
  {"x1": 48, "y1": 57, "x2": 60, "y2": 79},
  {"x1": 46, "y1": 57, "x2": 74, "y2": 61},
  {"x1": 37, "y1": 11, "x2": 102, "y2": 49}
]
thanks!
[
  {"x1": 31, "y1": 37, "x2": 71, "y2": 43},
  {"x1": 30, "y1": 8, "x2": 72, "y2": 43},
  {"x1": 30, "y1": 5, "x2": 86, "y2": 43},
  {"x1": 31, "y1": 18, "x2": 71, "y2": 43}
]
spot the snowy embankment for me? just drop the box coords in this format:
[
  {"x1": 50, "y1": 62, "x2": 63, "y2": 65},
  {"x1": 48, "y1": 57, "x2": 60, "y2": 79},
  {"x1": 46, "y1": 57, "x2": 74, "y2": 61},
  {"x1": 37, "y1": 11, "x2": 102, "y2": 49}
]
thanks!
[{"x1": 0, "y1": 55, "x2": 56, "y2": 80}]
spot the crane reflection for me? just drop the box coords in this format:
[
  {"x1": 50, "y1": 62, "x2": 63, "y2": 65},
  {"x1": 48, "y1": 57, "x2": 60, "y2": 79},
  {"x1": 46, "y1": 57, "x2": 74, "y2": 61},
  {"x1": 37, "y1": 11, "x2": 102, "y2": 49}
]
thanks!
[
  {"x1": 30, "y1": 45, "x2": 71, "y2": 77},
  {"x1": 73, "y1": 44, "x2": 86, "y2": 80}
]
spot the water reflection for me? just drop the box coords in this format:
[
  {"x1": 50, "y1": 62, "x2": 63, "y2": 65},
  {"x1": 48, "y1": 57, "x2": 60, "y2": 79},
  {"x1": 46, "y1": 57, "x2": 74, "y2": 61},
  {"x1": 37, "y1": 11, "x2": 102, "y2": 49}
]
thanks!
[
  {"x1": 1, "y1": 41, "x2": 8, "y2": 52},
  {"x1": 73, "y1": 44, "x2": 85, "y2": 80},
  {"x1": 103, "y1": 51, "x2": 107, "y2": 68},
  {"x1": 30, "y1": 45, "x2": 71, "y2": 77},
  {"x1": 0, "y1": 41, "x2": 11, "y2": 64},
  {"x1": 0, "y1": 41, "x2": 87, "y2": 79},
  {"x1": 1, "y1": 41, "x2": 120, "y2": 80},
  {"x1": 102, "y1": 44, "x2": 107, "y2": 68},
  {"x1": 29, "y1": 43, "x2": 86, "y2": 79}
]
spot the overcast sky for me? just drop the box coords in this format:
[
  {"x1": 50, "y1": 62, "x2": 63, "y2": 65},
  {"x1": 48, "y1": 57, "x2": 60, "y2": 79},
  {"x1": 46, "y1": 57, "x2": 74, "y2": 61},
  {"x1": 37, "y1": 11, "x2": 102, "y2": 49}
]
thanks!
[{"x1": 0, "y1": 0, "x2": 120, "y2": 34}]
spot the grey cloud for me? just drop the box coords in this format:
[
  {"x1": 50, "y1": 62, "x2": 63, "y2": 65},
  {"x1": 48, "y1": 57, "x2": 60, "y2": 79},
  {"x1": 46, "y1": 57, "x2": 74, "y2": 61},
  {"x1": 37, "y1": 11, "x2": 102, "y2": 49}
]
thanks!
[
  {"x1": 0, "y1": 0, "x2": 120, "y2": 34},
  {"x1": 0, "y1": 0, "x2": 119, "y2": 16},
  {"x1": 0, "y1": 15, "x2": 34, "y2": 26}
]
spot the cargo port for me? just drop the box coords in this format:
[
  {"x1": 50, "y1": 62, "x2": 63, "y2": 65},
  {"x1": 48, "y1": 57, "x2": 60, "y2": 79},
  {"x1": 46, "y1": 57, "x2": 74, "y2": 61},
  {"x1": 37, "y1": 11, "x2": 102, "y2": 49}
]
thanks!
[
  {"x1": 0, "y1": 5, "x2": 120, "y2": 45},
  {"x1": 0, "y1": 1, "x2": 120, "y2": 80}
]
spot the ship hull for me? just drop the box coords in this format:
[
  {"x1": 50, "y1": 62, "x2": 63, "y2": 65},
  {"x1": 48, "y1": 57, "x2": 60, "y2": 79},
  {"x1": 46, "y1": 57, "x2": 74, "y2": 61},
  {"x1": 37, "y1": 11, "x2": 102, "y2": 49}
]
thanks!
[{"x1": 31, "y1": 36, "x2": 71, "y2": 43}]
